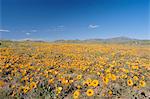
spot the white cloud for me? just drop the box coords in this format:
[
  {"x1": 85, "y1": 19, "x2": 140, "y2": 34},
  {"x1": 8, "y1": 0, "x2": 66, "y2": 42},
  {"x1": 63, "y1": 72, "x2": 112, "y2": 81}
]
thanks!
[
  {"x1": 88, "y1": 24, "x2": 99, "y2": 29},
  {"x1": 19, "y1": 38, "x2": 44, "y2": 41},
  {"x1": 10, "y1": 38, "x2": 44, "y2": 41},
  {"x1": 26, "y1": 32, "x2": 31, "y2": 35},
  {"x1": 31, "y1": 30, "x2": 37, "y2": 32},
  {"x1": 0, "y1": 29, "x2": 10, "y2": 32}
]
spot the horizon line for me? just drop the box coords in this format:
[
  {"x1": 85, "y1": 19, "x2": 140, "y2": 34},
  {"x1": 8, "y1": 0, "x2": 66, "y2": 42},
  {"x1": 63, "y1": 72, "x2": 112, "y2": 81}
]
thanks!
[{"x1": 1, "y1": 36, "x2": 150, "y2": 42}]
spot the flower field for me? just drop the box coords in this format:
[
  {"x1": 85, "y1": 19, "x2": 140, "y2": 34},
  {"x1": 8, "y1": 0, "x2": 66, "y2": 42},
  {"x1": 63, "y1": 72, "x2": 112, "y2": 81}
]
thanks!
[{"x1": 0, "y1": 41, "x2": 150, "y2": 99}]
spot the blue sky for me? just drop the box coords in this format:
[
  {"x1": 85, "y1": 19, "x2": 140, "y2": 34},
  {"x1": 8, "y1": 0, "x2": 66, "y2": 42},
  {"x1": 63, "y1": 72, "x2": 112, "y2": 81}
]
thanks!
[{"x1": 0, "y1": 0, "x2": 149, "y2": 40}]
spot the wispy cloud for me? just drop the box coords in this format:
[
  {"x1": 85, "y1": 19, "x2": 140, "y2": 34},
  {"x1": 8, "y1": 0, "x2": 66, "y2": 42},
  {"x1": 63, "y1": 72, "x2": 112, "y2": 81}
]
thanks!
[
  {"x1": 31, "y1": 30, "x2": 37, "y2": 32},
  {"x1": 57, "y1": 25, "x2": 64, "y2": 28},
  {"x1": 26, "y1": 32, "x2": 31, "y2": 35},
  {"x1": 49, "y1": 25, "x2": 65, "y2": 32},
  {"x1": 18, "y1": 38, "x2": 44, "y2": 41},
  {"x1": 88, "y1": 24, "x2": 99, "y2": 29},
  {"x1": 54, "y1": 25, "x2": 65, "y2": 31},
  {"x1": 0, "y1": 29, "x2": 10, "y2": 32}
]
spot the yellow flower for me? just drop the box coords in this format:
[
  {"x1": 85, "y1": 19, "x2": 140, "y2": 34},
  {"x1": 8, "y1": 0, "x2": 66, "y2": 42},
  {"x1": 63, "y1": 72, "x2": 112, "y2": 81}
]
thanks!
[
  {"x1": 10, "y1": 85, "x2": 15, "y2": 89},
  {"x1": 102, "y1": 93, "x2": 106, "y2": 96},
  {"x1": 108, "y1": 90, "x2": 112, "y2": 95},
  {"x1": 86, "y1": 89, "x2": 94, "y2": 97},
  {"x1": 103, "y1": 77, "x2": 109, "y2": 85},
  {"x1": 106, "y1": 73, "x2": 112, "y2": 78},
  {"x1": 139, "y1": 80, "x2": 146, "y2": 87},
  {"x1": 0, "y1": 80, "x2": 5, "y2": 87},
  {"x1": 21, "y1": 76, "x2": 28, "y2": 81},
  {"x1": 48, "y1": 78, "x2": 54, "y2": 84},
  {"x1": 23, "y1": 86, "x2": 30, "y2": 93},
  {"x1": 120, "y1": 74, "x2": 127, "y2": 79},
  {"x1": 91, "y1": 80, "x2": 99, "y2": 87},
  {"x1": 30, "y1": 82, "x2": 37, "y2": 89},
  {"x1": 132, "y1": 65, "x2": 139, "y2": 69},
  {"x1": 83, "y1": 78, "x2": 92, "y2": 86},
  {"x1": 133, "y1": 76, "x2": 138, "y2": 81},
  {"x1": 105, "y1": 68, "x2": 111, "y2": 73},
  {"x1": 111, "y1": 74, "x2": 117, "y2": 81},
  {"x1": 88, "y1": 82, "x2": 93, "y2": 87},
  {"x1": 69, "y1": 80, "x2": 74, "y2": 83},
  {"x1": 141, "y1": 76, "x2": 145, "y2": 80},
  {"x1": 76, "y1": 75, "x2": 82, "y2": 80},
  {"x1": 73, "y1": 90, "x2": 80, "y2": 99},
  {"x1": 127, "y1": 79, "x2": 133, "y2": 86},
  {"x1": 77, "y1": 85, "x2": 81, "y2": 89},
  {"x1": 30, "y1": 78, "x2": 33, "y2": 82},
  {"x1": 58, "y1": 87, "x2": 63, "y2": 91},
  {"x1": 86, "y1": 78, "x2": 92, "y2": 83},
  {"x1": 83, "y1": 81, "x2": 87, "y2": 86},
  {"x1": 125, "y1": 69, "x2": 129, "y2": 73},
  {"x1": 56, "y1": 87, "x2": 63, "y2": 94},
  {"x1": 97, "y1": 72, "x2": 101, "y2": 76},
  {"x1": 22, "y1": 70, "x2": 26, "y2": 76}
]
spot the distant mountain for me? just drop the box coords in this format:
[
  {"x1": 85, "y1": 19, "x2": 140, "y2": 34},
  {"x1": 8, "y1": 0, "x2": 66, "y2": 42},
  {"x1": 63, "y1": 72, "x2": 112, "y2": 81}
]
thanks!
[
  {"x1": 54, "y1": 37, "x2": 150, "y2": 45},
  {"x1": 1, "y1": 36, "x2": 149, "y2": 45},
  {"x1": 54, "y1": 39, "x2": 82, "y2": 43},
  {"x1": 105, "y1": 36, "x2": 135, "y2": 42}
]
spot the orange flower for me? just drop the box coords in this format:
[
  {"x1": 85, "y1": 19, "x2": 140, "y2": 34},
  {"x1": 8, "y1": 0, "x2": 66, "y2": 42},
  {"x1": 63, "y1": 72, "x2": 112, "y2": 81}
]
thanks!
[
  {"x1": 30, "y1": 82, "x2": 37, "y2": 89},
  {"x1": 73, "y1": 90, "x2": 80, "y2": 99},
  {"x1": 127, "y1": 79, "x2": 133, "y2": 86},
  {"x1": 86, "y1": 89, "x2": 94, "y2": 96}
]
